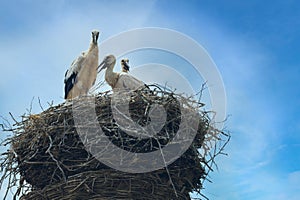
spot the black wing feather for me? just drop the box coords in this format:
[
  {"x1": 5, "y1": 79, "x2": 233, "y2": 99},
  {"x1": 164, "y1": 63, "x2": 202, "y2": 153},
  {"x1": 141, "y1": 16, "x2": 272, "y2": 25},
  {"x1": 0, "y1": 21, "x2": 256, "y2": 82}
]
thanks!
[
  {"x1": 64, "y1": 71, "x2": 77, "y2": 99},
  {"x1": 64, "y1": 54, "x2": 85, "y2": 99}
]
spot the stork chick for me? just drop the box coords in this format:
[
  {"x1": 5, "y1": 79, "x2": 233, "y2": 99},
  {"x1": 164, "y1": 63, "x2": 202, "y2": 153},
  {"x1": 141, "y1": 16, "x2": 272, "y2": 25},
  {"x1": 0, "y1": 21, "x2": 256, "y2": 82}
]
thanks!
[
  {"x1": 98, "y1": 55, "x2": 118, "y2": 88},
  {"x1": 121, "y1": 58, "x2": 130, "y2": 72},
  {"x1": 98, "y1": 55, "x2": 145, "y2": 91},
  {"x1": 64, "y1": 30, "x2": 100, "y2": 99}
]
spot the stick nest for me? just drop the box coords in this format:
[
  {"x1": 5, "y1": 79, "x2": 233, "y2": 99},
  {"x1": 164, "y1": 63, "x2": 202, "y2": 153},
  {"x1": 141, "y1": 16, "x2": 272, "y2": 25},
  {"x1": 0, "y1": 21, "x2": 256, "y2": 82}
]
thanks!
[{"x1": 1, "y1": 85, "x2": 228, "y2": 200}]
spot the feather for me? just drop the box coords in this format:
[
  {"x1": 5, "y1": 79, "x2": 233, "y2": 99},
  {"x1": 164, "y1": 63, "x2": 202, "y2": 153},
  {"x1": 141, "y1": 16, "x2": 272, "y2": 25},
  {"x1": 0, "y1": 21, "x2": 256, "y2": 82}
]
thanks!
[
  {"x1": 63, "y1": 30, "x2": 99, "y2": 100},
  {"x1": 114, "y1": 72, "x2": 145, "y2": 91},
  {"x1": 64, "y1": 71, "x2": 77, "y2": 99},
  {"x1": 64, "y1": 55, "x2": 85, "y2": 99}
]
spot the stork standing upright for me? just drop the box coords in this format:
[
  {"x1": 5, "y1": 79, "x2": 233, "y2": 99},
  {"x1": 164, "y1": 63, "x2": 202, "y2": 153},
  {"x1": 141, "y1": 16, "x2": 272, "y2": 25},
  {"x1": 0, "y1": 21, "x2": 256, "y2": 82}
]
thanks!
[
  {"x1": 98, "y1": 55, "x2": 146, "y2": 91},
  {"x1": 64, "y1": 30, "x2": 100, "y2": 99}
]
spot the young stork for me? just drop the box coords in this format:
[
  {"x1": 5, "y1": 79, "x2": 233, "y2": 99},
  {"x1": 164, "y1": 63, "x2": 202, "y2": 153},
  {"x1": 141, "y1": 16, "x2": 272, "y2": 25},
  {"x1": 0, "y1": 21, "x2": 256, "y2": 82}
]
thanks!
[
  {"x1": 64, "y1": 30, "x2": 100, "y2": 99},
  {"x1": 98, "y1": 55, "x2": 145, "y2": 91},
  {"x1": 121, "y1": 58, "x2": 130, "y2": 72}
]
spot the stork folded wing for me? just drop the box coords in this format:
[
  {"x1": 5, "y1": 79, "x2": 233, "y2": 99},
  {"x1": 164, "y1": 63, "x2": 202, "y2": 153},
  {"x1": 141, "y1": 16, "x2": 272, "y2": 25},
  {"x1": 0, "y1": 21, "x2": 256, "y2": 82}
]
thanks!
[
  {"x1": 64, "y1": 55, "x2": 85, "y2": 99},
  {"x1": 64, "y1": 71, "x2": 77, "y2": 99}
]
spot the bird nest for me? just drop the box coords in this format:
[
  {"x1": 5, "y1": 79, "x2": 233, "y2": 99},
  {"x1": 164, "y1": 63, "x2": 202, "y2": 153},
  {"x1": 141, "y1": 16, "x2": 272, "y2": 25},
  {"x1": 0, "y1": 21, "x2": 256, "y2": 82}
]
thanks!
[{"x1": 0, "y1": 85, "x2": 229, "y2": 200}]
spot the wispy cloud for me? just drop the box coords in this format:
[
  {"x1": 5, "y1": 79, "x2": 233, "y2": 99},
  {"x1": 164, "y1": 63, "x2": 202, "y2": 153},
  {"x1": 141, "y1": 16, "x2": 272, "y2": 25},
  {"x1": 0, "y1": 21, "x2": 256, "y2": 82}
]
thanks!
[
  {"x1": 1, "y1": 1, "x2": 299, "y2": 200},
  {"x1": 0, "y1": 0, "x2": 158, "y2": 117},
  {"x1": 0, "y1": 1, "x2": 158, "y2": 199},
  {"x1": 187, "y1": 14, "x2": 294, "y2": 200}
]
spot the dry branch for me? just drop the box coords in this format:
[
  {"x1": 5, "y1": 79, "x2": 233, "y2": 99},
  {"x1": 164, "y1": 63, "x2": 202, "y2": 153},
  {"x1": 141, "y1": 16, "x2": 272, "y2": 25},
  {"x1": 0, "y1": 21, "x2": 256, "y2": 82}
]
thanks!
[{"x1": 1, "y1": 85, "x2": 228, "y2": 200}]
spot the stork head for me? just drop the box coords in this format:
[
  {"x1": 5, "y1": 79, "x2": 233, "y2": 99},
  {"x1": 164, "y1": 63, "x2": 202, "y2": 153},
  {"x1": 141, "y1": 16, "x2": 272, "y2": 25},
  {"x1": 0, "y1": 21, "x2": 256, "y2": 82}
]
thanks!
[
  {"x1": 121, "y1": 58, "x2": 130, "y2": 72},
  {"x1": 98, "y1": 55, "x2": 116, "y2": 72},
  {"x1": 92, "y1": 30, "x2": 100, "y2": 45}
]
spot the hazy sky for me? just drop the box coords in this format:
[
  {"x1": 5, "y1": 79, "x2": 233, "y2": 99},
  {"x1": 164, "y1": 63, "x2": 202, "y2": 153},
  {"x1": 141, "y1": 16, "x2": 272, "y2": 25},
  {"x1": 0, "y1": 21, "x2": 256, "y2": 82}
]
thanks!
[{"x1": 1, "y1": 0, "x2": 300, "y2": 199}]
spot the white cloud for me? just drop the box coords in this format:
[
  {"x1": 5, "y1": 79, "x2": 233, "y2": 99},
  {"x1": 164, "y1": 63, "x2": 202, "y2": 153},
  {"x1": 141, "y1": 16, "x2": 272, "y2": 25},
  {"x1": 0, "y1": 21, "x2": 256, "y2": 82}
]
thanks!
[
  {"x1": 184, "y1": 14, "x2": 292, "y2": 200},
  {"x1": 288, "y1": 171, "x2": 300, "y2": 190},
  {"x1": 0, "y1": 1, "x2": 159, "y2": 198},
  {"x1": 0, "y1": 0, "x2": 158, "y2": 117},
  {"x1": 1, "y1": 1, "x2": 297, "y2": 200}
]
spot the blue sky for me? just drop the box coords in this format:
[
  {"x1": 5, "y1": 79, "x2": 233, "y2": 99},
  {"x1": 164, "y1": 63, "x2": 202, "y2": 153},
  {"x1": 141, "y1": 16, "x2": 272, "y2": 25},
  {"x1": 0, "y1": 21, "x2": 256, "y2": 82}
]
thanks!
[{"x1": 1, "y1": 0, "x2": 300, "y2": 199}]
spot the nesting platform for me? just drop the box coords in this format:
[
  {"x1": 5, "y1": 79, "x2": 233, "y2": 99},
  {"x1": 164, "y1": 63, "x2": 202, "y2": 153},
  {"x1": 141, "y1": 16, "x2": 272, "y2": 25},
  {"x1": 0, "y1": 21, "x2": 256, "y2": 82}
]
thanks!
[{"x1": 1, "y1": 86, "x2": 227, "y2": 200}]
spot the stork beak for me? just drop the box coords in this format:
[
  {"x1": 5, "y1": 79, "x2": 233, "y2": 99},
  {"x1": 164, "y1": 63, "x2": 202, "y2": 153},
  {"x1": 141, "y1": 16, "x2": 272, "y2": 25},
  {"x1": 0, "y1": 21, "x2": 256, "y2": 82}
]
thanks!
[
  {"x1": 97, "y1": 59, "x2": 106, "y2": 72},
  {"x1": 92, "y1": 31, "x2": 99, "y2": 44},
  {"x1": 96, "y1": 32, "x2": 99, "y2": 42},
  {"x1": 123, "y1": 62, "x2": 130, "y2": 71}
]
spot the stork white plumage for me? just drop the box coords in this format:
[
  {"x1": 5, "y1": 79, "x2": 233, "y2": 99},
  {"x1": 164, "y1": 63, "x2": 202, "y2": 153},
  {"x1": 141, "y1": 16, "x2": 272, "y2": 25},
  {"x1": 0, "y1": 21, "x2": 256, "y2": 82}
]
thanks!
[
  {"x1": 64, "y1": 30, "x2": 100, "y2": 99},
  {"x1": 98, "y1": 55, "x2": 146, "y2": 91}
]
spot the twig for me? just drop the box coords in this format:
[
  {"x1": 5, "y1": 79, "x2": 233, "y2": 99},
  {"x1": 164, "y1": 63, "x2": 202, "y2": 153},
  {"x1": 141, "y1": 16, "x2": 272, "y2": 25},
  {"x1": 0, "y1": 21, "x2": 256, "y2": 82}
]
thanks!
[
  {"x1": 26, "y1": 96, "x2": 35, "y2": 115},
  {"x1": 157, "y1": 140, "x2": 178, "y2": 198},
  {"x1": 38, "y1": 97, "x2": 44, "y2": 111},
  {"x1": 45, "y1": 134, "x2": 66, "y2": 182},
  {"x1": 8, "y1": 112, "x2": 18, "y2": 125}
]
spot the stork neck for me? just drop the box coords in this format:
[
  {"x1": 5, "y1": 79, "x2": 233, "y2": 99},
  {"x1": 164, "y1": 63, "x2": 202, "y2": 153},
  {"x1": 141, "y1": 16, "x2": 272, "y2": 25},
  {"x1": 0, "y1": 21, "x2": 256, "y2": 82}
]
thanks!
[
  {"x1": 88, "y1": 42, "x2": 98, "y2": 53},
  {"x1": 106, "y1": 64, "x2": 114, "y2": 73}
]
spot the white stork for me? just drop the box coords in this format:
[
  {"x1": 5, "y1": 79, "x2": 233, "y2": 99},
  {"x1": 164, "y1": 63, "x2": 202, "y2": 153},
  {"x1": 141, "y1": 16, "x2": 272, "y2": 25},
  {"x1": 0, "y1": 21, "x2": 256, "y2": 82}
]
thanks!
[
  {"x1": 121, "y1": 58, "x2": 130, "y2": 72},
  {"x1": 64, "y1": 30, "x2": 100, "y2": 99},
  {"x1": 98, "y1": 55, "x2": 146, "y2": 91}
]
